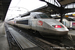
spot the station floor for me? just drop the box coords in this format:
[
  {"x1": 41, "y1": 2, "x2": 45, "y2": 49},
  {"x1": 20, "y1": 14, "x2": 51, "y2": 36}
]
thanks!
[
  {"x1": 68, "y1": 30, "x2": 75, "y2": 35},
  {"x1": 0, "y1": 22, "x2": 75, "y2": 50},
  {"x1": 0, "y1": 22, "x2": 9, "y2": 50}
]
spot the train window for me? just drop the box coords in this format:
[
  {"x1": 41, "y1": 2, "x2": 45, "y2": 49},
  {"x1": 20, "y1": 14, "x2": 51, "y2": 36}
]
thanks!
[
  {"x1": 38, "y1": 14, "x2": 49, "y2": 18},
  {"x1": 34, "y1": 15, "x2": 40, "y2": 19},
  {"x1": 16, "y1": 20, "x2": 28, "y2": 25}
]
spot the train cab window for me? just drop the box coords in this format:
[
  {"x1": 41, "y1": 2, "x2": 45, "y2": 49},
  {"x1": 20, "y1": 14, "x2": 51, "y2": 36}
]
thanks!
[
  {"x1": 38, "y1": 14, "x2": 50, "y2": 18},
  {"x1": 34, "y1": 15, "x2": 40, "y2": 19}
]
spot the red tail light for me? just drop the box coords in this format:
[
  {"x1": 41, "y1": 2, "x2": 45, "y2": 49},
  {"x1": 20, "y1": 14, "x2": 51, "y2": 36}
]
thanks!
[{"x1": 55, "y1": 25, "x2": 62, "y2": 28}]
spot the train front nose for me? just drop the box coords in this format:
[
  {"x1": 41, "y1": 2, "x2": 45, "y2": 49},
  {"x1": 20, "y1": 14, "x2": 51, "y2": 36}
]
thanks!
[
  {"x1": 52, "y1": 25, "x2": 68, "y2": 31},
  {"x1": 52, "y1": 25, "x2": 69, "y2": 35},
  {"x1": 39, "y1": 19, "x2": 69, "y2": 35}
]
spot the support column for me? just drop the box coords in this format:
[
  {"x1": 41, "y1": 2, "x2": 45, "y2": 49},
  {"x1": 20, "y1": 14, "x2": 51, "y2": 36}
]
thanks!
[{"x1": 60, "y1": 5, "x2": 65, "y2": 23}]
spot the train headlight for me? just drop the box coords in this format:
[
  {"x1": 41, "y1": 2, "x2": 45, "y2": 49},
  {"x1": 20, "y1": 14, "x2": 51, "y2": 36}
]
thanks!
[{"x1": 53, "y1": 25, "x2": 64, "y2": 28}]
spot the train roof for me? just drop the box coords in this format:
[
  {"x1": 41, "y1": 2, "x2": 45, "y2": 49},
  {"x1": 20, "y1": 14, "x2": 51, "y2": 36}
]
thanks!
[
  {"x1": 30, "y1": 12, "x2": 43, "y2": 14},
  {"x1": 30, "y1": 12, "x2": 45, "y2": 16},
  {"x1": 31, "y1": 12, "x2": 42, "y2": 14}
]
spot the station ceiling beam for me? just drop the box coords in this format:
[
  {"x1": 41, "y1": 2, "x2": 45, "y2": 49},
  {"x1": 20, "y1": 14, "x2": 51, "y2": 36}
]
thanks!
[
  {"x1": 40, "y1": 0, "x2": 60, "y2": 13},
  {"x1": 40, "y1": 0, "x2": 75, "y2": 23}
]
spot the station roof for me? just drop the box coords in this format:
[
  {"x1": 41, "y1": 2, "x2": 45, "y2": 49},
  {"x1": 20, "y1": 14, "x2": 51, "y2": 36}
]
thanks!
[
  {"x1": 57, "y1": 0, "x2": 75, "y2": 6},
  {"x1": 0, "y1": 0, "x2": 75, "y2": 21},
  {"x1": 32, "y1": 0, "x2": 75, "y2": 15},
  {"x1": 0, "y1": 0, "x2": 11, "y2": 21}
]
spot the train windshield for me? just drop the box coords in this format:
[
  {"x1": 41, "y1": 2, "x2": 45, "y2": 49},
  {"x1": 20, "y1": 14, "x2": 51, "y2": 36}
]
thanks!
[{"x1": 38, "y1": 14, "x2": 50, "y2": 18}]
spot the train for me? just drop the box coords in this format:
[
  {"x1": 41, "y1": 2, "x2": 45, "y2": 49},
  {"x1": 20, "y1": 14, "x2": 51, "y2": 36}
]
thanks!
[{"x1": 7, "y1": 12, "x2": 69, "y2": 37}]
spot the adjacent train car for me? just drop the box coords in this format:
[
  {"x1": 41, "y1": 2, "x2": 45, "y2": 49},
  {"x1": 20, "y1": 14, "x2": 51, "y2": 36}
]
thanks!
[
  {"x1": 56, "y1": 17, "x2": 75, "y2": 29},
  {"x1": 7, "y1": 12, "x2": 69, "y2": 37}
]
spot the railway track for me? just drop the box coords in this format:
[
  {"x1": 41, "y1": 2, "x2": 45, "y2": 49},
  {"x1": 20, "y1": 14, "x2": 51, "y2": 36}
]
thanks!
[{"x1": 5, "y1": 24, "x2": 75, "y2": 50}]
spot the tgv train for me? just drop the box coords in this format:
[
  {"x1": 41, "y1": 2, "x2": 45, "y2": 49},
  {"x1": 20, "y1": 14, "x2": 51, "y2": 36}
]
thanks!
[{"x1": 7, "y1": 12, "x2": 69, "y2": 37}]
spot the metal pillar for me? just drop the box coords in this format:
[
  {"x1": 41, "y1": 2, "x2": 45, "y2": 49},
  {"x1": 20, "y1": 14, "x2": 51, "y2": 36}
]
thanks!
[{"x1": 60, "y1": 5, "x2": 65, "y2": 23}]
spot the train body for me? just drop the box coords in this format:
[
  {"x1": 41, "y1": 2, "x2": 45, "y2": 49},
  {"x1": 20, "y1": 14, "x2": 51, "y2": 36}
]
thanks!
[{"x1": 7, "y1": 12, "x2": 69, "y2": 37}]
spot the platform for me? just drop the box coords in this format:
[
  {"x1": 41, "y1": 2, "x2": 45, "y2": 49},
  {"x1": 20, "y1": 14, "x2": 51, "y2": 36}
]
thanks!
[
  {"x1": 7, "y1": 25, "x2": 42, "y2": 50},
  {"x1": 68, "y1": 30, "x2": 75, "y2": 35},
  {"x1": 68, "y1": 29, "x2": 75, "y2": 42},
  {"x1": 0, "y1": 22, "x2": 9, "y2": 50}
]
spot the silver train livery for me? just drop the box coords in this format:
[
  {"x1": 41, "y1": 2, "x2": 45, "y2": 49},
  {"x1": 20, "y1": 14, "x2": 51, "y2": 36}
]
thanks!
[{"x1": 7, "y1": 12, "x2": 69, "y2": 37}]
